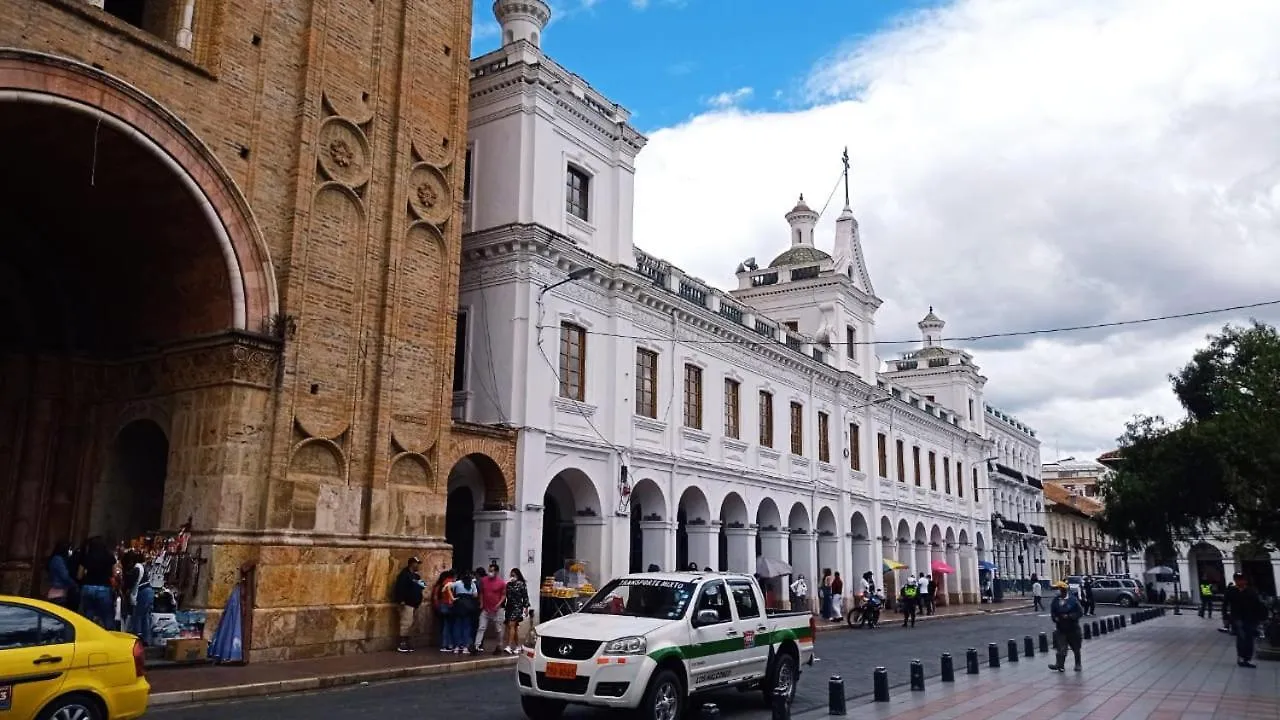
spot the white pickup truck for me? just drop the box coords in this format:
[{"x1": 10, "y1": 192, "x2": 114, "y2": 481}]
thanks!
[{"x1": 516, "y1": 571, "x2": 816, "y2": 720}]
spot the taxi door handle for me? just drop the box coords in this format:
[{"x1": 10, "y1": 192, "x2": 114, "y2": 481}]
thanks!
[
  {"x1": 33, "y1": 655, "x2": 62, "y2": 665},
  {"x1": 757, "y1": 626, "x2": 768, "y2": 632},
  {"x1": 725, "y1": 629, "x2": 739, "y2": 636}
]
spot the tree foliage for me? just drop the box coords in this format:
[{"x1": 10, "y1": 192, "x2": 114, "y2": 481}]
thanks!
[{"x1": 1097, "y1": 322, "x2": 1280, "y2": 551}]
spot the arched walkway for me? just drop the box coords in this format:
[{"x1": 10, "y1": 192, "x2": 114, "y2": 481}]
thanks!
[
  {"x1": 444, "y1": 453, "x2": 510, "y2": 571},
  {"x1": 718, "y1": 492, "x2": 749, "y2": 572},
  {"x1": 1188, "y1": 542, "x2": 1225, "y2": 593},
  {"x1": 676, "y1": 486, "x2": 712, "y2": 571},
  {"x1": 788, "y1": 503, "x2": 814, "y2": 610},
  {"x1": 541, "y1": 469, "x2": 603, "y2": 581},
  {"x1": 629, "y1": 478, "x2": 667, "y2": 572},
  {"x1": 0, "y1": 51, "x2": 280, "y2": 593}
]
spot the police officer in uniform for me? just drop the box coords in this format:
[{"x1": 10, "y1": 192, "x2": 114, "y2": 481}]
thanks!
[
  {"x1": 1199, "y1": 579, "x2": 1215, "y2": 618},
  {"x1": 900, "y1": 576, "x2": 920, "y2": 628}
]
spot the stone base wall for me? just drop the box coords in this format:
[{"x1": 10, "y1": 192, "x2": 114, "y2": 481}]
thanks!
[
  {"x1": 948, "y1": 592, "x2": 961, "y2": 605},
  {"x1": 962, "y1": 592, "x2": 979, "y2": 604},
  {"x1": 197, "y1": 538, "x2": 453, "y2": 662}
]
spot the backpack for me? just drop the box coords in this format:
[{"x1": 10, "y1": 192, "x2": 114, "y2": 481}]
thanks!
[{"x1": 452, "y1": 582, "x2": 479, "y2": 615}]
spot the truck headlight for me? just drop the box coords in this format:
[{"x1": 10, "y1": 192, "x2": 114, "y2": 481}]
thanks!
[{"x1": 603, "y1": 636, "x2": 647, "y2": 655}]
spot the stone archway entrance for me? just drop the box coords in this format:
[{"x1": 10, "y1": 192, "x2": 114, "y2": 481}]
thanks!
[
  {"x1": 440, "y1": 424, "x2": 516, "y2": 573},
  {"x1": 89, "y1": 419, "x2": 170, "y2": 544},
  {"x1": 0, "y1": 52, "x2": 279, "y2": 596}
]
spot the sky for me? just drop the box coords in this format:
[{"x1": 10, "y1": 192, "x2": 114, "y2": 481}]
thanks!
[{"x1": 472, "y1": 0, "x2": 1280, "y2": 463}]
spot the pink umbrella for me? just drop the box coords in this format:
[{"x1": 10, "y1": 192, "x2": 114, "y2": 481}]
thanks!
[{"x1": 931, "y1": 559, "x2": 956, "y2": 575}]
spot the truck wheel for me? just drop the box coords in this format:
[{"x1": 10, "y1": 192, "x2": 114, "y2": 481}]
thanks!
[
  {"x1": 520, "y1": 696, "x2": 566, "y2": 720},
  {"x1": 637, "y1": 669, "x2": 684, "y2": 720},
  {"x1": 762, "y1": 650, "x2": 798, "y2": 707}
]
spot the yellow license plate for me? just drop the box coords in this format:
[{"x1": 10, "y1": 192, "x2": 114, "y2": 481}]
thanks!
[{"x1": 545, "y1": 661, "x2": 577, "y2": 680}]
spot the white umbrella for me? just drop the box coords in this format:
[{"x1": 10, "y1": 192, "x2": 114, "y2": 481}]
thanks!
[
  {"x1": 756, "y1": 556, "x2": 793, "y2": 578},
  {"x1": 1143, "y1": 566, "x2": 1176, "y2": 575}
]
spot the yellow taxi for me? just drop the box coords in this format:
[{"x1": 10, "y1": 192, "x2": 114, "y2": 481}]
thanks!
[{"x1": 0, "y1": 595, "x2": 149, "y2": 720}]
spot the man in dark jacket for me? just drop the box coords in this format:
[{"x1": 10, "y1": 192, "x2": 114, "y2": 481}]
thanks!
[
  {"x1": 394, "y1": 556, "x2": 427, "y2": 653},
  {"x1": 1230, "y1": 573, "x2": 1267, "y2": 668},
  {"x1": 1048, "y1": 581, "x2": 1085, "y2": 672}
]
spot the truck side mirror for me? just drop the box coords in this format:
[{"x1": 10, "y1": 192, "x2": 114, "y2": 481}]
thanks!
[{"x1": 694, "y1": 609, "x2": 721, "y2": 627}]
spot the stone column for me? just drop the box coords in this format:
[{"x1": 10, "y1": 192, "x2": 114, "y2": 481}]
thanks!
[
  {"x1": 1271, "y1": 558, "x2": 1280, "y2": 597},
  {"x1": 176, "y1": 0, "x2": 197, "y2": 50},
  {"x1": 639, "y1": 520, "x2": 672, "y2": 572},
  {"x1": 963, "y1": 547, "x2": 979, "y2": 603},
  {"x1": 1176, "y1": 555, "x2": 1193, "y2": 605},
  {"x1": 574, "y1": 516, "x2": 607, "y2": 584},
  {"x1": 724, "y1": 527, "x2": 755, "y2": 574},
  {"x1": 685, "y1": 525, "x2": 717, "y2": 571},
  {"x1": 790, "y1": 531, "x2": 817, "y2": 612},
  {"x1": 759, "y1": 529, "x2": 789, "y2": 562},
  {"x1": 849, "y1": 539, "x2": 872, "y2": 584},
  {"x1": 929, "y1": 546, "x2": 946, "y2": 605},
  {"x1": 473, "y1": 509, "x2": 515, "y2": 570}
]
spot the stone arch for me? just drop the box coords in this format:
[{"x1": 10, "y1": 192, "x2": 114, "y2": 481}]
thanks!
[
  {"x1": 89, "y1": 419, "x2": 170, "y2": 544},
  {"x1": 442, "y1": 425, "x2": 517, "y2": 508},
  {"x1": 676, "y1": 486, "x2": 712, "y2": 571},
  {"x1": 849, "y1": 512, "x2": 870, "y2": 539},
  {"x1": 628, "y1": 477, "x2": 667, "y2": 573},
  {"x1": 755, "y1": 498, "x2": 783, "y2": 530},
  {"x1": 717, "y1": 492, "x2": 750, "y2": 526},
  {"x1": 541, "y1": 468, "x2": 604, "y2": 579},
  {"x1": 788, "y1": 503, "x2": 811, "y2": 533},
  {"x1": 880, "y1": 516, "x2": 893, "y2": 541},
  {"x1": 0, "y1": 50, "x2": 278, "y2": 330},
  {"x1": 717, "y1": 492, "x2": 749, "y2": 572}
]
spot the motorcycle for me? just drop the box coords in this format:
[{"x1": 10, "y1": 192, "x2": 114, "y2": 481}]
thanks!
[{"x1": 846, "y1": 591, "x2": 884, "y2": 628}]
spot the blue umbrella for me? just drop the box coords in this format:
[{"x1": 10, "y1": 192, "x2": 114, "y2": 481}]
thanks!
[
  {"x1": 978, "y1": 560, "x2": 998, "y2": 571},
  {"x1": 208, "y1": 584, "x2": 243, "y2": 663}
]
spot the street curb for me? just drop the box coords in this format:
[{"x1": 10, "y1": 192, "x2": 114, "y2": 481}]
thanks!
[
  {"x1": 148, "y1": 655, "x2": 518, "y2": 707},
  {"x1": 813, "y1": 604, "x2": 1027, "y2": 633}
]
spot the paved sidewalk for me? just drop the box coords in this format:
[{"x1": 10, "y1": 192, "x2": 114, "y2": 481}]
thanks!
[
  {"x1": 798, "y1": 611, "x2": 1278, "y2": 719},
  {"x1": 148, "y1": 649, "x2": 516, "y2": 706},
  {"x1": 813, "y1": 601, "x2": 1029, "y2": 633}
]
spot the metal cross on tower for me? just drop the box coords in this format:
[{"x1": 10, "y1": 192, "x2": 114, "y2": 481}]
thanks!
[{"x1": 841, "y1": 146, "x2": 851, "y2": 207}]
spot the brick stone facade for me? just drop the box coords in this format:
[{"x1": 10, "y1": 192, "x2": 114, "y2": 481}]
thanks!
[{"x1": 0, "y1": 0, "x2": 514, "y2": 660}]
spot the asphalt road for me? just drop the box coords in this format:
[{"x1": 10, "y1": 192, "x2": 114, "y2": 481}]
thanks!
[{"x1": 147, "y1": 604, "x2": 1121, "y2": 720}]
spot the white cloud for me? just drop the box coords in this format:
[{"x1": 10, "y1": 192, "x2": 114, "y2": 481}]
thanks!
[
  {"x1": 633, "y1": 0, "x2": 1280, "y2": 460},
  {"x1": 706, "y1": 87, "x2": 754, "y2": 109}
]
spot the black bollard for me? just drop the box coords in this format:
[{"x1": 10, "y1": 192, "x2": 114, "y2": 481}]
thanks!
[
  {"x1": 1107, "y1": 617, "x2": 1115, "y2": 632},
  {"x1": 1120, "y1": 615, "x2": 1126, "y2": 628},
  {"x1": 873, "y1": 667, "x2": 889, "y2": 702},
  {"x1": 703, "y1": 704, "x2": 721, "y2": 720},
  {"x1": 1008, "y1": 639, "x2": 1019, "y2": 662},
  {"x1": 772, "y1": 688, "x2": 790, "y2": 720},
  {"x1": 910, "y1": 660, "x2": 925, "y2": 691},
  {"x1": 1024, "y1": 636, "x2": 1035, "y2": 657},
  {"x1": 1039, "y1": 632, "x2": 1049, "y2": 653},
  {"x1": 941, "y1": 653, "x2": 955, "y2": 682},
  {"x1": 826, "y1": 675, "x2": 845, "y2": 717},
  {"x1": 1083, "y1": 622, "x2": 1092, "y2": 639},
  {"x1": 1100, "y1": 619, "x2": 1108, "y2": 635},
  {"x1": 1092, "y1": 620, "x2": 1100, "y2": 636},
  {"x1": 988, "y1": 642, "x2": 1000, "y2": 667},
  {"x1": 966, "y1": 648, "x2": 979, "y2": 674}
]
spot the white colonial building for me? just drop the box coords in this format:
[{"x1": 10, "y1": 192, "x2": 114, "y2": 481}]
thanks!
[{"x1": 447, "y1": 0, "x2": 1039, "y2": 608}]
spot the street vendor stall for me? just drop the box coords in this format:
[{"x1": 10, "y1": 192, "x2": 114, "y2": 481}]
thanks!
[
  {"x1": 540, "y1": 561, "x2": 594, "y2": 619},
  {"x1": 116, "y1": 522, "x2": 208, "y2": 664}
]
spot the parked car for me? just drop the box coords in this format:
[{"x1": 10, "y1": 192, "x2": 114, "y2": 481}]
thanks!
[
  {"x1": 516, "y1": 571, "x2": 815, "y2": 720},
  {"x1": 0, "y1": 595, "x2": 150, "y2": 719},
  {"x1": 1088, "y1": 578, "x2": 1142, "y2": 607}
]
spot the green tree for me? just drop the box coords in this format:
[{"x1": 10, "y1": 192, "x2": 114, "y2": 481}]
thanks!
[{"x1": 1097, "y1": 322, "x2": 1280, "y2": 551}]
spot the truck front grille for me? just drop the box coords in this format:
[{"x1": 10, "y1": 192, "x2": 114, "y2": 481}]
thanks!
[{"x1": 540, "y1": 636, "x2": 603, "y2": 661}]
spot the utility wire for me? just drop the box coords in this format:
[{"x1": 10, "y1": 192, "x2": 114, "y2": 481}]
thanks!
[{"x1": 537, "y1": 299, "x2": 1280, "y2": 348}]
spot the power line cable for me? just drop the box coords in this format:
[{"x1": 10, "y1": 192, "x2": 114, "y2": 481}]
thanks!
[{"x1": 537, "y1": 298, "x2": 1280, "y2": 348}]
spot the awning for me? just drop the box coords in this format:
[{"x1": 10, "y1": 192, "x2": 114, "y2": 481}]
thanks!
[
  {"x1": 1002, "y1": 520, "x2": 1030, "y2": 534},
  {"x1": 994, "y1": 463, "x2": 1025, "y2": 482},
  {"x1": 1030, "y1": 524, "x2": 1048, "y2": 536}
]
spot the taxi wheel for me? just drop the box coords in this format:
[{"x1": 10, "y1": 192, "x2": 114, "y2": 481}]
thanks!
[
  {"x1": 38, "y1": 693, "x2": 103, "y2": 720},
  {"x1": 520, "y1": 695, "x2": 565, "y2": 720}
]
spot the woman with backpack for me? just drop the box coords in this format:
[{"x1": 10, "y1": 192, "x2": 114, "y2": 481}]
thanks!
[
  {"x1": 448, "y1": 569, "x2": 481, "y2": 655},
  {"x1": 432, "y1": 569, "x2": 457, "y2": 652}
]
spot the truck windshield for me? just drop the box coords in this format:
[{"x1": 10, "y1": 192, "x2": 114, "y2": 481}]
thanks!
[{"x1": 580, "y1": 578, "x2": 697, "y2": 620}]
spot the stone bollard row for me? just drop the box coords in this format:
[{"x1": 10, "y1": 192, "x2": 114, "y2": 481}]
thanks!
[
  {"x1": 966, "y1": 648, "x2": 980, "y2": 675},
  {"x1": 988, "y1": 642, "x2": 1000, "y2": 668},
  {"x1": 909, "y1": 660, "x2": 925, "y2": 691},
  {"x1": 940, "y1": 653, "x2": 955, "y2": 683},
  {"x1": 1083, "y1": 622, "x2": 1092, "y2": 640},
  {"x1": 1007, "y1": 639, "x2": 1019, "y2": 662},
  {"x1": 1039, "y1": 632, "x2": 1049, "y2": 653}
]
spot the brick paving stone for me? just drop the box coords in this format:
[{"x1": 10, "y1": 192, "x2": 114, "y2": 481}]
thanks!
[{"x1": 797, "y1": 612, "x2": 1280, "y2": 720}]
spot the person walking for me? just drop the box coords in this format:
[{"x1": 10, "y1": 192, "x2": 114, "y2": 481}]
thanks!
[
  {"x1": 819, "y1": 569, "x2": 834, "y2": 620},
  {"x1": 1081, "y1": 576, "x2": 1096, "y2": 616},
  {"x1": 45, "y1": 541, "x2": 78, "y2": 611},
  {"x1": 502, "y1": 568, "x2": 531, "y2": 654},
  {"x1": 475, "y1": 563, "x2": 507, "y2": 653},
  {"x1": 393, "y1": 556, "x2": 427, "y2": 652},
  {"x1": 900, "y1": 577, "x2": 919, "y2": 628},
  {"x1": 1229, "y1": 572, "x2": 1266, "y2": 668},
  {"x1": 1047, "y1": 580, "x2": 1085, "y2": 672},
  {"x1": 1221, "y1": 579, "x2": 1238, "y2": 634},
  {"x1": 1198, "y1": 578, "x2": 1215, "y2": 618},
  {"x1": 1031, "y1": 575, "x2": 1044, "y2": 611},
  {"x1": 924, "y1": 574, "x2": 937, "y2": 615},
  {"x1": 449, "y1": 569, "x2": 481, "y2": 655},
  {"x1": 829, "y1": 572, "x2": 844, "y2": 622}
]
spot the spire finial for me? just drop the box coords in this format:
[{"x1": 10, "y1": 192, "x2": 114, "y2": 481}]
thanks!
[
  {"x1": 841, "y1": 147, "x2": 851, "y2": 208},
  {"x1": 929, "y1": 305, "x2": 933, "y2": 313}
]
